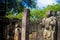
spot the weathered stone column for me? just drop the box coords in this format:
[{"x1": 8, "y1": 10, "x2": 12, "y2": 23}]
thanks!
[{"x1": 21, "y1": 9, "x2": 30, "y2": 40}]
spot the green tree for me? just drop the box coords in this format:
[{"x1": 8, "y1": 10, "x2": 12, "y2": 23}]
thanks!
[
  {"x1": 6, "y1": 0, "x2": 36, "y2": 12},
  {"x1": 6, "y1": 0, "x2": 36, "y2": 18},
  {"x1": 45, "y1": 4, "x2": 60, "y2": 12}
]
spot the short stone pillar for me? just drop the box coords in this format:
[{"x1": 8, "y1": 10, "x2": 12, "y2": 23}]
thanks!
[{"x1": 21, "y1": 9, "x2": 30, "y2": 40}]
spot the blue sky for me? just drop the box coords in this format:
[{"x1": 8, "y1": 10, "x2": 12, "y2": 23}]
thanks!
[{"x1": 36, "y1": 0, "x2": 60, "y2": 9}]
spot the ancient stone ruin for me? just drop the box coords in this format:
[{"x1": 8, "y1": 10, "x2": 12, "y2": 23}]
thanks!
[{"x1": 0, "y1": 9, "x2": 60, "y2": 40}]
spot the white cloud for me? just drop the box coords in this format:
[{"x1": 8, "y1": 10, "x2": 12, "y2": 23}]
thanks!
[{"x1": 36, "y1": 0, "x2": 57, "y2": 9}]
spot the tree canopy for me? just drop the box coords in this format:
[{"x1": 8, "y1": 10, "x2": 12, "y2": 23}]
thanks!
[
  {"x1": 6, "y1": 0, "x2": 36, "y2": 13},
  {"x1": 6, "y1": 0, "x2": 60, "y2": 21}
]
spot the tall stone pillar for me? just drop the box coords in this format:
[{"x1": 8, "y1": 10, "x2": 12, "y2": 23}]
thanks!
[{"x1": 21, "y1": 9, "x2": 30, "y2": 40}]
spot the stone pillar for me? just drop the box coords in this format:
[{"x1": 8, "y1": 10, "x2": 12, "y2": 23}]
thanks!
[{"x1": 21, "y1": 9, "x2": 30, "y2": 40}]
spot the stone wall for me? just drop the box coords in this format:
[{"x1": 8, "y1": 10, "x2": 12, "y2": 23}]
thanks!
[{"x1": 57, "y1": 16, "x2": 60, "y2": 40}]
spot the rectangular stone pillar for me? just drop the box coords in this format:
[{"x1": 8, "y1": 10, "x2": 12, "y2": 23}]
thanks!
[{"x1": 21, "y1": 9, "x2": 30, "y2": 40}]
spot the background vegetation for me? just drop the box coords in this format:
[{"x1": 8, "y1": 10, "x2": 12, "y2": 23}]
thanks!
[{"x1": 6, "y1": 0, "x2": 60, "y2": 21}]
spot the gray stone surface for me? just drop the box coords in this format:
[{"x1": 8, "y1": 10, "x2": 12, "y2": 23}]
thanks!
[{"x1": 57, "y1": 16, "x2": 60, "y2": 40}]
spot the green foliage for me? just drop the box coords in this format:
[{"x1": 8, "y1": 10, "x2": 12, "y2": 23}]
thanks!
[
  {"x1": 30, "y1": 4, "x2": 60, "y2": 21},
  {"x1": 30, "y1": 9, "x2": 46, "y2": 21},
  {"x1": 6, "y1": 13, "x2": 14, "y2": 18},
  {"x1": 6, "y1": 12, "x2": 23, "y2": 19},
  {"x1": 6, "y1": 4, "x2": 60, "y2": 21},
  {"x1": 6, "y1": 0, "x2": 36, "y2": 13},
  {"x1": 45, "y1": 4, "x2": 60, "y2": 12},
  {"x1": 15, "y1": 13, "x2": 23, "y2": 19}
]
